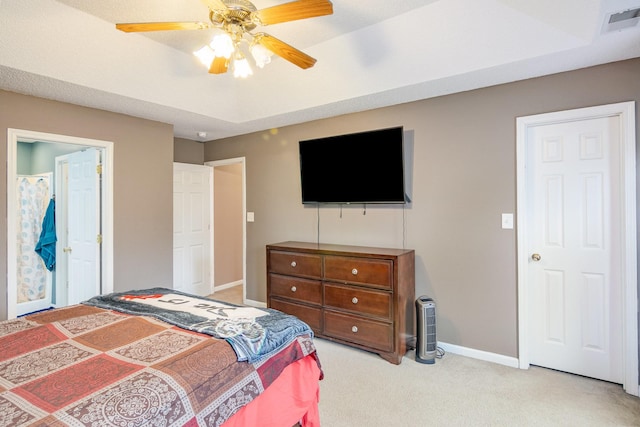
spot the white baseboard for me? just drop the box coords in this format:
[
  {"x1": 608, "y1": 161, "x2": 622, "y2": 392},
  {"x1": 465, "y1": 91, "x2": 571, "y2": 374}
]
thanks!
[
  {"x1": 244, "y1": 298, "x2": 266, "y2": 308},
  {"x1": 213, "y1": 280, "x2": 243, "y2": 292},
  {"x1": 211, "y1": 281, "x2": 266, "y2": 308},
  {"x1": 438, "y1": 341, "x2": 519, "y2": 368}
]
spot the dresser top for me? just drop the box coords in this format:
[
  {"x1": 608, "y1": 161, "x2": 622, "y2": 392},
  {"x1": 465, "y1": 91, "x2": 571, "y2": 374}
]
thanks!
[{"x1": 267, "y1": 241, "x2": 414, "y2": 257}]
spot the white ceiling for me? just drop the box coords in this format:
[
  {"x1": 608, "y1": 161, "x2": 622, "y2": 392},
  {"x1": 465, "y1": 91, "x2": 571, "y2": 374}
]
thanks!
[{"x1": 1, "y1": 0, "x2": 640, "y2": 141}]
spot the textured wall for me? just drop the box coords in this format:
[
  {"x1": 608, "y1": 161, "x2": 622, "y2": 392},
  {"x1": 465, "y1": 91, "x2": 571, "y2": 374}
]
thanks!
[
  {"x1": 204, "y1": 58, "x2": 640, "y2": 358},
  {"x1": 0, "y1": 90, "x2": 174, "y2": 320}
]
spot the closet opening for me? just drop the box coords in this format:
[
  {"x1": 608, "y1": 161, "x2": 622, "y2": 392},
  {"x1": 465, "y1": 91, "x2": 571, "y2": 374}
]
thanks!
[{"x1": 6, "y1": 129, "x2": 114, "y2": 319}]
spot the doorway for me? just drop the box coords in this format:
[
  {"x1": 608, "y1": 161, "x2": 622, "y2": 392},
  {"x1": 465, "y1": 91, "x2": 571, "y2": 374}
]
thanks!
[
  {"x1": 515, "y1": 102, "x2": 638, "y2": 395},
  {"x1": 206, "y1": 157, "x2": 246, "y2": 304},
  {"x1": 7, "y1": 129, "x2": 114, "y2": 319}
]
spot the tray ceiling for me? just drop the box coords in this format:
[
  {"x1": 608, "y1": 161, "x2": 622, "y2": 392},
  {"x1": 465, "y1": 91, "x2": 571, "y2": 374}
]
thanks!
[{"x1": 1, "y1": 0, "x2": 639, "y2": 140}]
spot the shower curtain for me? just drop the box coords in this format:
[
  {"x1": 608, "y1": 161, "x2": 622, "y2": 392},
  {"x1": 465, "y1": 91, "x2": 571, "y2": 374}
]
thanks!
[{"x1": 17, "y1": 175, "x2": 51, "y2": 304}]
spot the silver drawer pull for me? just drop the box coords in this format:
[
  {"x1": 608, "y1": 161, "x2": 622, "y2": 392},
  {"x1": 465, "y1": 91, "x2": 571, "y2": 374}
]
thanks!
[
  {"x1": 351, "y1": 268, "x2": 358, "y2": 275},
  {"x1": 291, "y1": 286, "x2": 297, "y2": 293},
  {"x1": 352, "y1": 297, "x2": 358, "y2": 304},
  {"x1": 291, "y1": 261, "x2": 297, "y2": 268},
  {"x1": 351, "y1": 326, "x2": 358, "y2": 333}
]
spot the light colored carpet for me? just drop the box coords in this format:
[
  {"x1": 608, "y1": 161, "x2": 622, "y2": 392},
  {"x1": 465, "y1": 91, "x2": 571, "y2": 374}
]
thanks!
[
  {"x1": 314, "y1": 338, "x2": 640, "y2": 426},
  {"x1": 207, "y1": 285, "x2": 243, "y2": 305}
]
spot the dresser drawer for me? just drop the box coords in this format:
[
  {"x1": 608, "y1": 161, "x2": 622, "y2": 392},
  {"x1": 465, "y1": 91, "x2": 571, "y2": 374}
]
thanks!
[
  {"x1": 323, "y1": 310, "x2": 393, "y2": 352},
  {"x1": 269, "y1": 251, "x2": 322, "y2": 279},
  {"x1": 270, "y1": 274, "x2": 322, "y2": 305},
  {"x1": 324, "y1": 283, "x2": 391, "y2": 320},
  {"x1": 324, "y1": 256, "x2": 392, "y2": 289},
  {"x1": 270, "y1": 298, "x2": 322, "y2": 332}
]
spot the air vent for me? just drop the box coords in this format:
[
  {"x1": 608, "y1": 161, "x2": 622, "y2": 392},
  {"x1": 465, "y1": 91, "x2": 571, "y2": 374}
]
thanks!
[{"x1": 602, "y1": 8, "x2": 640, "y2": 33}]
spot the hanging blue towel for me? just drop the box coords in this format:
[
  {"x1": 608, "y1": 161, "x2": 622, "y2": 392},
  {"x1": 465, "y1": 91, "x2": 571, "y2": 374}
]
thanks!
[{"x1": 35, "y1": 198, "x2": 56, "y2": 271}]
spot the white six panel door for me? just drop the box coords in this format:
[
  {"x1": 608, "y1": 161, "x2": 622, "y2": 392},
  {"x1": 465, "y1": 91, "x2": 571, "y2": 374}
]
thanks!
[
  {"x1": 173, "y1": 163, "x2": 212, "y2": 296},
  {"x1": 67, "y1": 148, "x2": 101, "y2": 305},
  {"x1": 528, "y1": 116, "x2": 622, "y2": 383}
]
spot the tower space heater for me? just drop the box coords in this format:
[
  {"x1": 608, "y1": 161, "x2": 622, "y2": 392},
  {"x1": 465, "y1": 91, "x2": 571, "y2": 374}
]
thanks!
[{"x1": 415, "y1": 296, "x2": 437, "y2": 364}]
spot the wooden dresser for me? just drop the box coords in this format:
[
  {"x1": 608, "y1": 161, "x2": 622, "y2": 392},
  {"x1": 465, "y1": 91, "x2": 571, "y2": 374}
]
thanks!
[{"x1": 267, "y1": 241, "x2": 415, "y2": 364}]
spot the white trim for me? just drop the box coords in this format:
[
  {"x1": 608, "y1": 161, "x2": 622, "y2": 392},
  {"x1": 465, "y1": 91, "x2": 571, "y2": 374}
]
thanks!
[
  {"x1": 214, "y1": 280, "x2": 243, "y2": 292},
  {"x1": 205, "y1": 157, "x2": 247, "y2": 304},
  {"x1": 438, "y1": 342, "x2": 519, "y2": 368},
  {"x1": 7, "y1": 129, "x2": 114, "y2": 319},
  {"x1": 244, "y1": 298, "x2": 267, "y2": 308},
  {"x1": 515, "y1": 102, "x2": 638, "y2": 396},
  {"x1": 54, "y1": 155, "x2": 69, "y2": 307}
]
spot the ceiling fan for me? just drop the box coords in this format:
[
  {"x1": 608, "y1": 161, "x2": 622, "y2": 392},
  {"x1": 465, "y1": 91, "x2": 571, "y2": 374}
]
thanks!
[{"x1": 116, "y1": 0, "x2": 334, "y2": 77}]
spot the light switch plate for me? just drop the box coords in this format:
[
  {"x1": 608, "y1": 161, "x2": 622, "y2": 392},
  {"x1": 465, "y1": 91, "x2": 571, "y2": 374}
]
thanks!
[
  {"x1": 247, "y1": 212, "x2": 255, "y2": 222},
  {"x1": 501, "y1": 213, "x2": 514, "y2": 229}
]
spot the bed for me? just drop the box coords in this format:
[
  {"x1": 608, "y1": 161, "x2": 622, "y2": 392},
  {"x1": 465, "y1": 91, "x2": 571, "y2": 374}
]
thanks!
[{"x1": 0, "y1": 288, "x2": 322, "y2": 426}]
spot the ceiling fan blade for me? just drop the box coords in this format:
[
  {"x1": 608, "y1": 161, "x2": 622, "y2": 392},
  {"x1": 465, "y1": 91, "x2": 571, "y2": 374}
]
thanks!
[
  {"x1": 256, "y1": 33, "x2": 317, "y2": 69},
  {"x1": 200, "y1": 0, "x2": 228, "y2": 12},
  {"x1": 116, "y1": 22, "x2": 210, "y2": 32},
  {"x1": 209, "y1": 56, "x2": 229, "y2": 74},
  {"x1": 254, "y1": 0, "x2": 333, "y2": 25}
]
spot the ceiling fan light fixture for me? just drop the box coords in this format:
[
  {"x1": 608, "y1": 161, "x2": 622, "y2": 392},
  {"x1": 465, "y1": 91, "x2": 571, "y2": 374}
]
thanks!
[
  {"x1": 210, "y1": 33, "x2": 235, "y2": 58},
  {"x1": 233, "y1": 52, "x2": 253, "y2": 78},
  {"x1": 250, "y1": 43, "x2": 273, "y2": 68},
  {"x1": 194, "y1": 45, "x2": 216, "y2": 67},
  {"x1": 118, "y1": 0, "x2": 334, "y2": 78}
]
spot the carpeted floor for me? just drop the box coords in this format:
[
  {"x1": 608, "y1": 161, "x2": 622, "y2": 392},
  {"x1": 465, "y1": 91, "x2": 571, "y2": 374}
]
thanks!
[
  {"x1": 314, "y1": 338, "x2": 640, "y2": 426},
  {"x1": 207, "y1": 285, "x2": 243, "y2": 305}
]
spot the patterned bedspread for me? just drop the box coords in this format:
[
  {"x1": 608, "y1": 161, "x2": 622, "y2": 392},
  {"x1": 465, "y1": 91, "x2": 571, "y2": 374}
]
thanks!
[
  {"x1": 0, "y1": 303, "x2": 318, "y2": 426},
  {"x1": 83, "y1": 288, "x2": 314, "y2": 363}
]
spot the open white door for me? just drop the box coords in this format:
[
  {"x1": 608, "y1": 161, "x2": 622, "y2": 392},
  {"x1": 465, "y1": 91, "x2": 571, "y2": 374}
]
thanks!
[
  {"x1": 66, "y1": 148, "x2": 101, "y2": 305},
  {"x1": 173, "y1": 163, "x2": 213, "y2": 296}
]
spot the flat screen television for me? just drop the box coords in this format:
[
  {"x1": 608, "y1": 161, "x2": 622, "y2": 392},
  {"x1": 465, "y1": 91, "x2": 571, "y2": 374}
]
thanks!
[{"x1": 299, "y1": 126, "x2": 406, "y2": 204}]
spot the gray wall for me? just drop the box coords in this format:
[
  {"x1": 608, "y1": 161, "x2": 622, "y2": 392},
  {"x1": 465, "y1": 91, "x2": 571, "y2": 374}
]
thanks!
[
  {"x1": 17, "y1": 142, "x2": 33, "y2": 174},
  {"x1": 27, "y1": 141, "x2": 81, "y2": 174},
  {"x1": 174, "y1": 137, "x2": 204, "y2": 165},
  {"x1": 3, "y1": 58, "x2": 637, "y2": 359},
  {"x1": 204, "y1": 58, "x2": 640, "y2": 358},
  {"x1": 0, "y1": 90, "x2": 175, "y2": 321}
]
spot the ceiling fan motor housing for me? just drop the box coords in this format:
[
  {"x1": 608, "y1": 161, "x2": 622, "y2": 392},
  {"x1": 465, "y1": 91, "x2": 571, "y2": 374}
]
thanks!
[{"x1": 208, "y1": 0, "x2": 258, "y2": 31}]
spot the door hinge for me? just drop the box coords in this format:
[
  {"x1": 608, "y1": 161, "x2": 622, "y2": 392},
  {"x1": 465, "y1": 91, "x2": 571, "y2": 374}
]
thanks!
[
  {"x1": 96, "y1": 164, "x2": 103, "y2": 175},
  {"x1": 97, "y1": 234, "x2": 103, "y2": 244}
]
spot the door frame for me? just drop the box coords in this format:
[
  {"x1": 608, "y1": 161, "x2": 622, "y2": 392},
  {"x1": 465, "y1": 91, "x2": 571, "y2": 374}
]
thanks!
[
  {"x1": 515, "y1": 102, "x2": 638, "y2": 395},
  {"x1": 7, "y1": 128, "x2": 114, "y2": 319},
  {"x1": 54, "y1": 154, "x2": 70, "y2": 308},
  {"x1": 205, "y1": 157, "x2": 247, "y2": 304}
]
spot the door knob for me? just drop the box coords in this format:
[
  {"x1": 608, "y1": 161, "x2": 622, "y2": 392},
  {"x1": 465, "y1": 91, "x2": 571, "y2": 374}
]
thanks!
[
  {"x1": 63, "y1": 247, "x2": 72, "y2": 253},
  {"x1": 531, "y1": 253, "x2": 541, "y2": 261}
]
